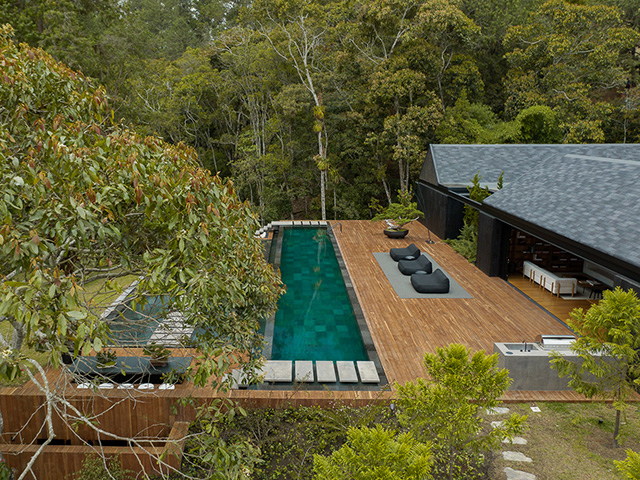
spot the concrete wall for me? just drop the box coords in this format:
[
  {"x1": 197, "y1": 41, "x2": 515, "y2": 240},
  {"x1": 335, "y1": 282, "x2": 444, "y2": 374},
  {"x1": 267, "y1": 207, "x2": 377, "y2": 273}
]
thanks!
[{"x1": 494, "y1": 343, "x2": 610, "y2": 391}]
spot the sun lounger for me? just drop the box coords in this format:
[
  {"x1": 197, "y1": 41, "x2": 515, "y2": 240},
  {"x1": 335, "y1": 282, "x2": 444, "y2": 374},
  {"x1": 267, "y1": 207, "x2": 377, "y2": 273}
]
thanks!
[
  {"x1": 389, "y1": 243, "x2": 420, "y2": 261},
  {"x1": 411, "y1": 269, "x2": 450, "y2": 294},
  {"x1": 398, "y1": 255, "x2": 432, "y2": 275}
]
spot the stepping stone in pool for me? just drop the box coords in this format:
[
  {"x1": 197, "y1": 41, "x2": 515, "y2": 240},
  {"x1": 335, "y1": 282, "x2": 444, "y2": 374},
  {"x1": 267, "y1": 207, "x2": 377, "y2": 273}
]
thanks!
[
  {"x1": 233, "y1": 368, "x2": 249, "y2": 389},
  {"x1": 336, "y1": 361, "x2": 358, "y2": 383},
  {"x1": 295, "y1": 361, "x2": 314, "y2": 382},
  {"x1": 357, "y1": 361, "x2": 380, "y2": 384},
  {"x1": 316, "y1": 361, "x2": 336, "y2": 383},
  {"x1": 263, "y1": 361, "x2": 292, "y2": 383}
]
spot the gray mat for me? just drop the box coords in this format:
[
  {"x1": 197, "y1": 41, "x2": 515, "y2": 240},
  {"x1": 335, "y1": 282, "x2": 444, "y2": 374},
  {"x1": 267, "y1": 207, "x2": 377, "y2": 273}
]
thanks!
[{"x1": 373, "y1": 252, "x2": 472, "y2": 299}]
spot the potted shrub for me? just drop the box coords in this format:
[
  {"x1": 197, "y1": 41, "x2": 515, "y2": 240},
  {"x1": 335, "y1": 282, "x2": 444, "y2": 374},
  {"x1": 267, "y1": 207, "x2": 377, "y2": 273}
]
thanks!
[
  {"x1": 143, "y1": 343, "x2": 171, "y2": 368},
  {"x1": 371, "y1": 189, "x2": 424, "y2": 238},
  {"x1": 96, "y1": 349, "x2": 117, "y2": 369}
]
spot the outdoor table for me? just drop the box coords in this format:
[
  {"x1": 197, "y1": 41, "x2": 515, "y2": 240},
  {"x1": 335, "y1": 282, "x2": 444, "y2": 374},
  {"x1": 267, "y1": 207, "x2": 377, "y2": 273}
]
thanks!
[{"x1": 70, "y1": 356, "x2": 191, "y2": 384}]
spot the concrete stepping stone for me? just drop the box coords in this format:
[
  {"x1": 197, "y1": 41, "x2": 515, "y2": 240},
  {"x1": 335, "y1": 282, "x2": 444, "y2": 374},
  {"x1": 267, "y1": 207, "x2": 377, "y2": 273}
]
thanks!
[
  {"x1": 487, "y1": 407, "x2": 510, "y2": 415},
  {"x1": 336, "y1": 361, "x2": 358, "y2": 383},
  {"x1": 295, "y1": 361, "x2": 314, "y2": 382},
  {"x1": 503, "y1": 451, "x2": 533, "y2": 462},
  {"x1": 357, "y1": 361, "x2": 380, "y2": 383},
  {"x1": 491, "y1": 420, "x2": 505, "y2": 428},
  {"x1": 504, "y1": 467, "x2": 536, "y2": 480},
  {"x1": 316, "y1": 361, "x2": 336, "y2": 382},
  {"x1": 502, "y1": 436, "x2": 528, "y2": 445},
  {"x1": 262, "y1": 360, "x2": 292, "y2": 382}
]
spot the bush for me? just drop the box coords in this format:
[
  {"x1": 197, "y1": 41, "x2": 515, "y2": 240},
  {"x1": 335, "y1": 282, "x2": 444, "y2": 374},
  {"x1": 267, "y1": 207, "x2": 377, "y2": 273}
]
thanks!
[
  {"x1": 72, "y1": 455, "x2": 132, "y2": 480},
  {"x1": 445, "y1": 223, "x2": 478, "y2": 263}
]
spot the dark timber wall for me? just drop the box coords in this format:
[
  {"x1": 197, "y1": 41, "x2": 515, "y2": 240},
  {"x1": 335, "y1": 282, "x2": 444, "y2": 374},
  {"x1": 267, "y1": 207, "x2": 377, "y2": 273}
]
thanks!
[
  {"x1": 415, "y1": 182, "x2": 464, "y2": 240},
  {"x1": 476, "y1": 212, "x2": 511, "y2": 278}
]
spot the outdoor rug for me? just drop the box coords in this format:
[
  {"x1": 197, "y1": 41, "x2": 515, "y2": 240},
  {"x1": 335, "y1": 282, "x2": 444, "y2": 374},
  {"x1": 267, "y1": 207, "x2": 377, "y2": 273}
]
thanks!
[{"x1": 373, "y1": 252, "x2": 472, "y2": 299}]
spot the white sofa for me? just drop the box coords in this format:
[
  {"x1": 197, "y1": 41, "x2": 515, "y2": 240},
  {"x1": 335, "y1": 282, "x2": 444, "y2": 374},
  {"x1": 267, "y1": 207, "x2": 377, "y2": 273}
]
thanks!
[{"x1": 523, "y1": 261, "x2": 576, "y2": 297}]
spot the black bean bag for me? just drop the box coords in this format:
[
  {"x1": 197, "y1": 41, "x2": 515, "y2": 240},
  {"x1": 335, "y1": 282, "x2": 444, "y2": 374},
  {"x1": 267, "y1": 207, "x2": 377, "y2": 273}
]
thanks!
[
  {"x1": 398, "y1": 256, "x2": 432, "y2": 276},
  {"x1": 389, "y1": 243, "x2": 420, "y2": 262},
  {"x1": 411, "y1": 269, "x2": 450, "y2": 294}
]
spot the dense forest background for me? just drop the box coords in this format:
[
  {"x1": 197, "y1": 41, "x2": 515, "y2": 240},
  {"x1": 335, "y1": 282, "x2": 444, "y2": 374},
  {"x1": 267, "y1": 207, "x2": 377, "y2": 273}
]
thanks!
[{"x1": 3, "y1": 0, "x2": 640, "y2": 222}]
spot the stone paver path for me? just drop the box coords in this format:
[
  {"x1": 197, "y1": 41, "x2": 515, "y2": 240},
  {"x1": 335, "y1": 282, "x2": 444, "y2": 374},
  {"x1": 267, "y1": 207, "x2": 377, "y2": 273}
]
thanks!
[
  {"x1": 489, "y1": 406, "x2": 537, "y2": 479},
  {"x1": 503, "y1": 451, "x2": 533, "y2": 462},
  {"x1": 504, "y1": 467, "x2": 536, "y2": 480},
  {"x1": 502, "y1": 436, "x2": 528, "y2": 445}
]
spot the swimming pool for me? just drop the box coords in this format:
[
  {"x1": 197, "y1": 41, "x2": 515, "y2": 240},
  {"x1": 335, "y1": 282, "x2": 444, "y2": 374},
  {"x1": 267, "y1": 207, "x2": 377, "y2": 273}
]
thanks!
[
  {"x1": 269, "y1": 227, "x2": 368, "y2": 361},
  {"x1": 106, "y1": 295, "x2": 168, "y2": 346}
]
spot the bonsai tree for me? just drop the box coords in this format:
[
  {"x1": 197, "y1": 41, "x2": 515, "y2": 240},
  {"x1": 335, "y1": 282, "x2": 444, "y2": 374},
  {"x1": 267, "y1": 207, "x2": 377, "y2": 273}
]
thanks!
[
  {"x1": 143, "y1": 343, "x2": 171, "y2": 367},
  {"x1": 371, "y1": 189, "x2": 424, "y2": 231}
]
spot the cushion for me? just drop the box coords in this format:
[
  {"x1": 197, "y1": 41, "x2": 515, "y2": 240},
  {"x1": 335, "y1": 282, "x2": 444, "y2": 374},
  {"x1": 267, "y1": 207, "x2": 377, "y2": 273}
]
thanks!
[
  {"x1": 411, "y1": 269, "x2": 450, "y2": 294},
  {"x1": 389, "y1": 243, "x2": 420, "y2": 262},
  {"x1": 398, "y1": 256, "x2": 433, "y2": 276}
]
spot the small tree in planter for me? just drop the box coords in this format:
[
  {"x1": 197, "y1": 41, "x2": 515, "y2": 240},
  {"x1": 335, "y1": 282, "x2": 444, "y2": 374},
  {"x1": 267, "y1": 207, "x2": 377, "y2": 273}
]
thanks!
[
  {"x1": 96, "y1": 349, "x2": 117, "y2": 369},
  {"x1": 143, "y1": 343, "x2": 171, "y2": 367},
  {"x1": 371, "y1": 189, "x2": 424, "y2": 238}
]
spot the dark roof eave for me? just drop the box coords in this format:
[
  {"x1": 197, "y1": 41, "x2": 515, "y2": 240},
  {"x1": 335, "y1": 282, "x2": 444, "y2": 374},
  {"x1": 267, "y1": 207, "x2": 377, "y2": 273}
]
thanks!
[{"x1": 417, "y1": 180, "x2": 640, "y2": 282}]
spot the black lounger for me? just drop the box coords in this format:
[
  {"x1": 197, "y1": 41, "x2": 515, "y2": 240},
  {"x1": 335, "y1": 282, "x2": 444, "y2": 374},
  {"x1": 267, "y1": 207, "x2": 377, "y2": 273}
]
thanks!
[
  {"x1": 389, "y1": 243, "x2": 420, "y2": 262},
  {"x1": 398, "y1": 256, "x2": 432, "y2": 276},
  {"x1": 411, "y1": 269, "x2": 450, "y2": 294}
]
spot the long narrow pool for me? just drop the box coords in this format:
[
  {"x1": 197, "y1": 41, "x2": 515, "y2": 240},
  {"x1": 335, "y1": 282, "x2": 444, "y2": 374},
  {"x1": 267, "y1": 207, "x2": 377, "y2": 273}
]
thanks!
[{"x1": 270, "y1": 227, "x2": 368, "y2": 361}]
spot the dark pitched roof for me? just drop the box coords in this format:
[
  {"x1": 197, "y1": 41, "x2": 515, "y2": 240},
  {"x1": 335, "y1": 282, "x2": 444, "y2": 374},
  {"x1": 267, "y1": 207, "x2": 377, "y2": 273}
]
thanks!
[
  {"x1": 427, "y1": 144, "x2": 640, "y2": 187},
  {"x1": 484, "y1": 154, "x2": 640, "y2": 270}
]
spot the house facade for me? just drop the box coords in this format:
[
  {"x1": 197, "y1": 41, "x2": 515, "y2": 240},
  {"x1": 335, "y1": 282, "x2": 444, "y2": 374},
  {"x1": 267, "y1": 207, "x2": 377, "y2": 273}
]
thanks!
[{"x1": 416, "y1": 144, "x2": 640, "y2": 293}]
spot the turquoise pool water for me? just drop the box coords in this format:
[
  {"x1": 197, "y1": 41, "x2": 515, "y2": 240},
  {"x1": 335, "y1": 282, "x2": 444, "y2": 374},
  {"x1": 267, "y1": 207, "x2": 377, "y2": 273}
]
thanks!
[
  {"x1": 107, "y1": 296, "x2": 168, "y2": 346},
  {"x1": 271, "y1": 228, "x2": 368, "y2": 361}
]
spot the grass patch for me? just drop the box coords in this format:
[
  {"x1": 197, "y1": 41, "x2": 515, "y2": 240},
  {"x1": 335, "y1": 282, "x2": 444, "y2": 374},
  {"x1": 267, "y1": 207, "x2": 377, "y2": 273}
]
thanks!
[{"x1": 490, "y1": 402, "x2": 640, "y2": 479}]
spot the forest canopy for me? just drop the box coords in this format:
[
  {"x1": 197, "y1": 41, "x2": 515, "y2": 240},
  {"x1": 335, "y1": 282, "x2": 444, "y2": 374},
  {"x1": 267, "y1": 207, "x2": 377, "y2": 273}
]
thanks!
[{"x1": 2, "y1": 0, "x2": 639, "y2": 221}]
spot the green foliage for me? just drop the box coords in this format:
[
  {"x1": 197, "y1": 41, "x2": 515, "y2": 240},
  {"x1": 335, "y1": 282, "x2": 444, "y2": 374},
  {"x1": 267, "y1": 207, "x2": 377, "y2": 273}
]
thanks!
[
  {"x1": 396, "y1": 344, "x2": 527, "y2": 480},
  {"x1": 550, "y1": 287, "x2": 640, "y2": 446},
  {"x1": 503, "y1": 0, "x2": 640, "y2": 141},
  {"x1": 464, "y1": 173, "x2": 493, "y2": 229},
  {"x1": 616, "y1": 449, "x2": 640, "y2": 479},
  {"x1": 0, "y1": 457, "x2": 11, "y2": 480},
  {"x1": 142, "y1": 343, "x2": 171, "y2": 360},
  {"x1": 72, "y1": 455, "x2": 132, "y2": 480},
  {"x1": 313, "y1": 425, "x2": 433, "y2": 480},
  {"x1": 436, "y1": 93, "x2": 520, "y2": 144},
  {"x1": 516, "y1": 105, "x2": 562, "y2": 143},
  {"x1": 445, "y1": 223, "x2": 478, "y2": 263},
  {"x1": 0, "y1": 23, "x2": 283, "y2": 393},
  {"x1": 182, "y1": 399, "x2": 260, "y2": 480},
  {"x1": 202, "y1": 405, "x2": 359, "y2": 480},
  {"x1": 371, "y1": 189, "x2": 424, "y2": 230},
  {"x1": 95, "y1": 349, "x2": 117, "y2": 368}
]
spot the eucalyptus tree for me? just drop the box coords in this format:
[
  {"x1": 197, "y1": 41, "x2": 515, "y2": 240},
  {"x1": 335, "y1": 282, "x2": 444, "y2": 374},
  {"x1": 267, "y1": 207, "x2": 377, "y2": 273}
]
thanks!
[
  {"x1": 0, "y1": 26, "x2": 283, "y2": 478},
  {"x1": 410, "y1": 0, "x2": 482, "y2": 112},
  {"x1": 503, "y1": 0, "x2": 640, "y2": 142},
  {"x1": 250, "y1": 0, "x2": 336, "y2": 220}
]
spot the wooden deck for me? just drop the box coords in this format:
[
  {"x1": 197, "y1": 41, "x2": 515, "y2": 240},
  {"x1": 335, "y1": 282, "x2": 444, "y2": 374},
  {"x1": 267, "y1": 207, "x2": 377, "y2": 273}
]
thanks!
[{"x1": 330, "y1": 221, "x2": 576, "y2": 394}]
